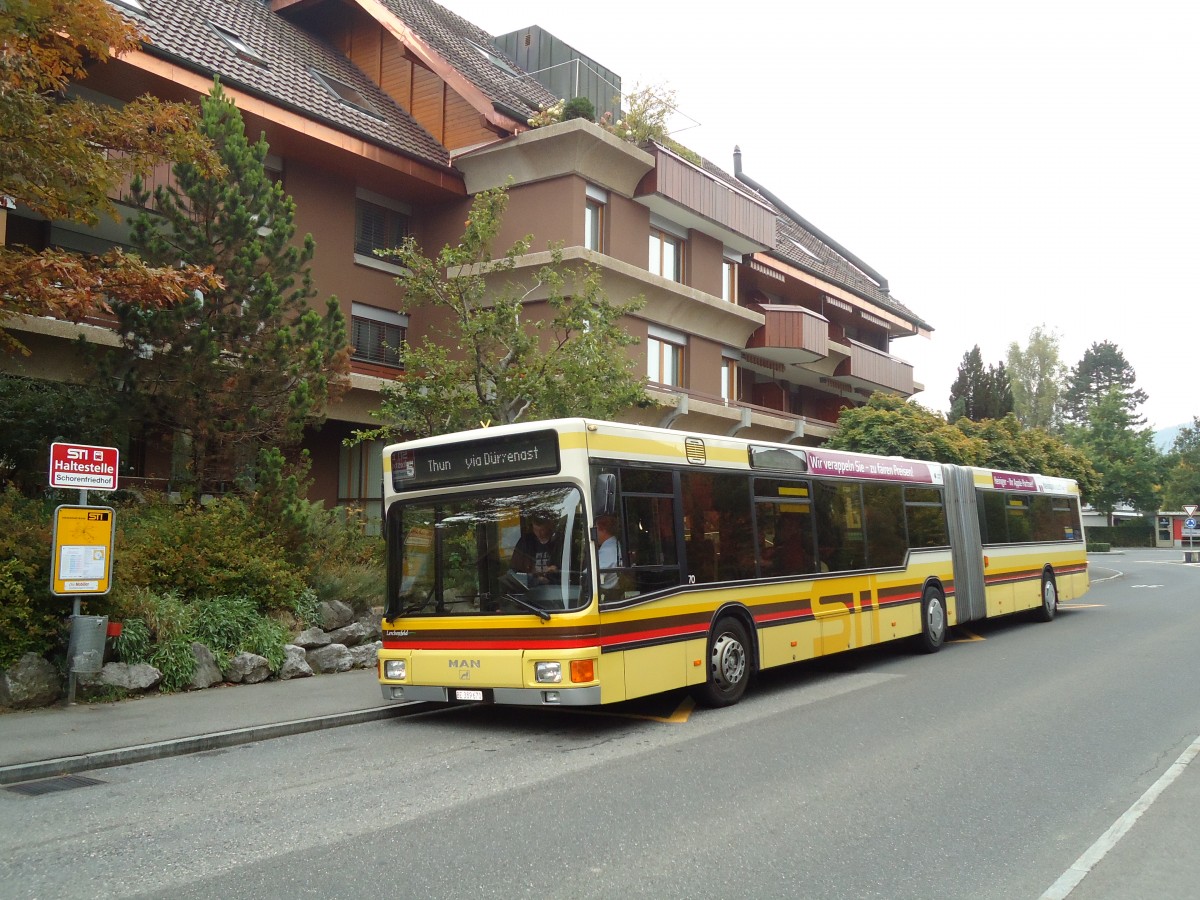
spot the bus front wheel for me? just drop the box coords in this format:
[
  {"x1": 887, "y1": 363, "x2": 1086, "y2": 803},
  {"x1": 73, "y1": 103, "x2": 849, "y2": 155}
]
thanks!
[
  {"x1": 916, "y1": 586, "x2": 947, "y2": 654},
  {"x1": 1033, "y1": 572, "x2": 1058, "y2": 623},
  {"x1": 692, "y1": 617, "x2": 751, "y2": 707}
]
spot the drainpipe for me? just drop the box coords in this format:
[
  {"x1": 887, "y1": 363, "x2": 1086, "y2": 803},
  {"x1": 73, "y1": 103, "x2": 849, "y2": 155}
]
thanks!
[{"x1": 733, "y1": 147, "x2": 889, "y2": 295}]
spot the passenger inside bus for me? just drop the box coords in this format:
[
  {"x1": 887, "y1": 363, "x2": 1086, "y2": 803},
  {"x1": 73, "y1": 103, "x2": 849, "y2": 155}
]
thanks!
[{"x1": 596, "y1": 514, "x2": 623, "y2": 592}]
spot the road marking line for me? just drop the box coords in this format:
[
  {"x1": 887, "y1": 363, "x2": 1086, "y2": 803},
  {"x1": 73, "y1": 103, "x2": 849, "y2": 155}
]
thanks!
[
  {"x1": 949, "y1": 629, "x2": 984, "y2": 642},
  {"x1": 1059, "y1": 603, "x2": 1104, "y2": 609},
  {"x1": 1040, "y1": 732, "x2": 1200, "y2": 899}
]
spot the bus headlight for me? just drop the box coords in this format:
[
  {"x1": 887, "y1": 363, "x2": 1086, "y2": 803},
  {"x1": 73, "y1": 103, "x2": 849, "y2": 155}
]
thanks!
[
  {"x1": 384, "y1": 659, "x2": 406, "y2": 680},
  {"x1": 535, "y1": 661, "x2": 562, "y2": 683}
]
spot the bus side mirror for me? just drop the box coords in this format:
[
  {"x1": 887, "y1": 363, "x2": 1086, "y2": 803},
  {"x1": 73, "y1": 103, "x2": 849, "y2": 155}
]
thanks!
[{"x1": 595, "y1": 473, "x2": 616, "y2": 515}]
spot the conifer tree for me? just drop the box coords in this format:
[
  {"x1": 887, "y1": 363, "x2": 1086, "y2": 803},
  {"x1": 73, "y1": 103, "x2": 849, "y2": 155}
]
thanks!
[
  {"x1": 119, "y1": 80, "x2": 349, "y2": 491},
  {"x1": 1061, "y1": 340, "x2": 1148, "y2": 428}
]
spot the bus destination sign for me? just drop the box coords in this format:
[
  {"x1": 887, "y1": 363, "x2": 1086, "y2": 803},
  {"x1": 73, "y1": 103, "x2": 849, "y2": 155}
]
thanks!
[{"x1": 392, "y1": 429, "x2": 560, "y2": 491}]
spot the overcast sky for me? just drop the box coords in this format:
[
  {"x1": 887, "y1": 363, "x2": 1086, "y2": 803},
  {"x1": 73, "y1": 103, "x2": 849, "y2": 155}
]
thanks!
[{"x1": 444, "y1": 0, "x2": 1196, "y2": 432}]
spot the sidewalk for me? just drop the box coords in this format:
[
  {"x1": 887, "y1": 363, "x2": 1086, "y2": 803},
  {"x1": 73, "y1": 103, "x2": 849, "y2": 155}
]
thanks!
[{"x1": 0, "y1": 668, "x2": 412, "y2": 786}]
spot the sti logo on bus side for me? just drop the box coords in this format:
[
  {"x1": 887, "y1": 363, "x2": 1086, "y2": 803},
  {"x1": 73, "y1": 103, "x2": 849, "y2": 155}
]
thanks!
[{"x1": 448, "y1": 659, "x2": 481, "y2": 669}]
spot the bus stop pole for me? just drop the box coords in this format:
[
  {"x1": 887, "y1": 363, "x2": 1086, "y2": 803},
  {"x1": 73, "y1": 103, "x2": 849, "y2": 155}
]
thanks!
[{"x1": 65, "y1": 487, "x2": 88, "y2": 706}]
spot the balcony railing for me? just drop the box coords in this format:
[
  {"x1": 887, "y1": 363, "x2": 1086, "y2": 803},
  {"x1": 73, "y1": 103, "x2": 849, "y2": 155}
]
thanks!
[
  {"x1": 834, "y1": 339, "x2": 914, "y2": 394},
  {"x1": 636, "y1": 145, "x2": 776, "y2": 251},
  {"x1": 744, "y1": 304, "x2": 828, "y2": 366}
]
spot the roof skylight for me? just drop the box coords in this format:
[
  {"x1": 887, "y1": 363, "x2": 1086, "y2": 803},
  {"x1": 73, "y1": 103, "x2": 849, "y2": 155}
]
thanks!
[
  {"x1": 211, "y1": 23, "x2": 268, "y2": 67},
  {"x1": 788, "y1": 238, "x2": 824, "y2": 263},
  {"x1": 467, "y1": 39, "x2": 519, "y2": 76},
  {"x1": 310, "y1": 69, "x2": 382, "y2": 119}
]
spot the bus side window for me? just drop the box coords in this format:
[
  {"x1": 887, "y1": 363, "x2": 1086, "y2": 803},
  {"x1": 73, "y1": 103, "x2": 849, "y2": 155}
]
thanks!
[{"x1": 815, "y1": 481, "x2": 866, "y2": 571}]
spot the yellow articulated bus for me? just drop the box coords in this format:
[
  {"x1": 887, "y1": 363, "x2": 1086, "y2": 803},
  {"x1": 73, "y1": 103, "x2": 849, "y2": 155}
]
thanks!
[{"x1": 377, "y1": 419, "x2": 1088, "y2": 708}]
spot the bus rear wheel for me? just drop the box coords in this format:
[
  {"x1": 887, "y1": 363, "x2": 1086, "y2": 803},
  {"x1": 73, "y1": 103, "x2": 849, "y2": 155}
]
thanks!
[
  {"x1": 692, "y1": 617, "x2": 751, "y2": 707},
  {"x1": 916, "y1": 585, "x2": 947, "y2": 654},
  {"x1": 1033, "y1": 572, "x2": 1058, "y2": 622}
]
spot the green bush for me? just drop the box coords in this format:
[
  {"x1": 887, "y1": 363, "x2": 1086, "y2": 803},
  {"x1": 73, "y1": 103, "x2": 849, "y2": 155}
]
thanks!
[
  {"x1": 151, "y1": 634, "x2": 198, "y2": 693},
  {"x1": 0, "y1": 489, "x2": 61, "y2": 669},
  {"x1": 1085, "y1": 522, "x2": 1155, "y2": 548},
  {"x1": 1086, "y1": 542, "x2": 1111, "y2": 553},
  {"x1": 112, "y1": 617, "x2": 152, "y2": 664},
  {"x1": 562, "y1": 96, "x2": 596, "y2": 122},
  {"x1": 308, "y1": 563, "x2": 385, "y2": 616},
  {"x1": 115, "y1": 498, "x2": 308, "y2": 614}
]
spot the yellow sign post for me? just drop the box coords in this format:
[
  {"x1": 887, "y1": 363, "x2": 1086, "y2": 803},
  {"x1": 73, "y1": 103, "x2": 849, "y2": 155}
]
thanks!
[{"x1": 51, "y1": 505, "x2": 115, "y2": 596}]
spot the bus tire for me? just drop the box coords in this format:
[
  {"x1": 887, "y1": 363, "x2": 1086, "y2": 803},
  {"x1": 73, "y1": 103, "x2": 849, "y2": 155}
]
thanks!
[
  {"x1": 1033, "y1": 571, "x2": 1058, "y2": 622},
  {"x1": 916, "y1": 585, "x2": 947, "y2": 654},
  {"x1": 692, "y1": 617, "x2": 751, "y2": 708}
]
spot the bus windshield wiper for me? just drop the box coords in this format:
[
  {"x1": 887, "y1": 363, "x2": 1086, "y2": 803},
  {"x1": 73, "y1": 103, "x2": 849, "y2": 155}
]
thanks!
[{"x1": 504, "y1": 592, "x2": 551, "y2": 621}]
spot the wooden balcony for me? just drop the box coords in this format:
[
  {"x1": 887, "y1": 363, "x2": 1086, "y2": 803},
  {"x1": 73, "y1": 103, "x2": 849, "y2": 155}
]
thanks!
[
  {"x1": 636, "y1": 145, "x2": 776, "y2": 254},
  {"x1": 744, "y1": 304, "x2": 829, "y2": 367},
  {"x1": 833, "y1": 339, "x2": 914, "y2": 395}
]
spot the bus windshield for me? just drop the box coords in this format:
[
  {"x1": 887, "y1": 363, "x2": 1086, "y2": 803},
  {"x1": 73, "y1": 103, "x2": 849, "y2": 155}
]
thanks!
[{"x1": 386, "y1": 484, "x2": 590, "y2": 617}]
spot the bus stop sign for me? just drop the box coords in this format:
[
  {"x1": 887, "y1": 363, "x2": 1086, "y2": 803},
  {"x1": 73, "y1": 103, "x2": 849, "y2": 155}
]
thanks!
[
  {"x1": 49, "y1": 443, "x2": 119, "y2": 490},
  {"x1": 51, "y1": 505, "x2": 115, "y2": 596}
]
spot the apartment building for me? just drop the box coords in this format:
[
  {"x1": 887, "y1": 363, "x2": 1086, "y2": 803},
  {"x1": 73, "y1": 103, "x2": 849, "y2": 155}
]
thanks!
[{"x1": 3, "y1": 0, "x2": 932, "y2": 522}]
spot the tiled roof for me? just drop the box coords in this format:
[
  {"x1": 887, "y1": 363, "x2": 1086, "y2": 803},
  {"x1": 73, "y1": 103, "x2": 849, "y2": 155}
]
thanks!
[
  {"x1": 372, "y1": 0, "x2": 560, "y2": 120},
  {"x1": 698, "y1": 157, "x2": 928, "y2": 330},
  {"x1": 113, "y1": 0, "x2": 450, "y2": 168}
]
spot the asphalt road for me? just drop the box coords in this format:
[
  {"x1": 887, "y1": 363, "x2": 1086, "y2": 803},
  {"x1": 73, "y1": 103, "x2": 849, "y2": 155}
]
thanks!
[{"x1": 1, "y1": 549, "x2": 1196, "y2": 900}]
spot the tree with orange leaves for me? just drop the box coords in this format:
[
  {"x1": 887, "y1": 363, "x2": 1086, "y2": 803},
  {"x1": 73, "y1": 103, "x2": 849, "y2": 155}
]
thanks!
[{"x1": 0, "y1": 0, "x2": 221, "y2": 354}]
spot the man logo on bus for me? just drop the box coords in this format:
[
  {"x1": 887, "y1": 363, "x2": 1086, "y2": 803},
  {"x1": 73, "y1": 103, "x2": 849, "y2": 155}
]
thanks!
[{"x1": 448, "y1": 659, "x2": 481, "y2": 668}]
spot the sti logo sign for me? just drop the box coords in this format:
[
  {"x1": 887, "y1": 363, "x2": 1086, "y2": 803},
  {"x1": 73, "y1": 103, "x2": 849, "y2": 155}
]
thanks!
[{"x1": 49, "y1": 443, "x2": 120, "y2": 491}]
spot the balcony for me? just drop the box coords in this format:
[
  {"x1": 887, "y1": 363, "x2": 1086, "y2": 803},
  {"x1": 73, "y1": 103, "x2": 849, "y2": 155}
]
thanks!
[
  {"x1": 833, "y1": 339, "x2": 914, "y2": 395},
  {"x1": 635, "y1": 144, "x2": 776, "y2": 255},
  {"x1": 744, "y1": 304, "x2": 829, "y2": 367}
]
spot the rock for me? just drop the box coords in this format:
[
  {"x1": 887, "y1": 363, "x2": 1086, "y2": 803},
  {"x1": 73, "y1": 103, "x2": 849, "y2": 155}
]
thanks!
[
  {"x1": 293, "y1": 626, "x2": 331, "y2": 649},
  {"x1": 348, "y1": 642, "x2": 380, "y2": 669},
  {"x1": 189, "y1": 642, "x2": 224, "y2": 689},
  {"x1": 319, "y1": 600, "x2": 355, "y2": 631},
  {"x1": 0, "y1": 653, "x2": 62, "y2": 709},
  {"x1": 96, "y1": 662, "x2": 162, "y2": 692},
  {"x1": 306, "y1": 643, "x2": 352, "y2": 674},
  {"x1": 224, "y1": 652, "x2": 271, "y2": 684},
  {"x1": 356, "y1": 614, "x2": 383, "y2": 642},
  {"x1": 278, "y1": 644, "x2": 313, "y2": 680},
  {"x1": 327, "y1": 621, "x2": 370, "y2": 648}
]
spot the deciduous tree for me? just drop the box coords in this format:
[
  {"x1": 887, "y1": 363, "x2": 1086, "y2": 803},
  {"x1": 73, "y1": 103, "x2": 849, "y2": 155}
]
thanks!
[
  {"x1": 358, "y1": 185, "x2": 648, "y2": 441},
  {"x1": 0, "y1": 0, "x2": 219, "y2": 354},
  {"x1": 1067, "y1": 389, "x2": 1160, "y2": 522},
  {"x1": 1160, "y1": 417, "x2": 1200, "y2": 511},
  {"x1": 1006, "y1": 325, "x2": 1065, "y2": 431}
]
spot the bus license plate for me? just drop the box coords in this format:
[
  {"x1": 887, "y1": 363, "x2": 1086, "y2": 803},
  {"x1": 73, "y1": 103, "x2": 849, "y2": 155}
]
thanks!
[{"x1": 455, "y1": 689, "x2": 484, "y2": 701}]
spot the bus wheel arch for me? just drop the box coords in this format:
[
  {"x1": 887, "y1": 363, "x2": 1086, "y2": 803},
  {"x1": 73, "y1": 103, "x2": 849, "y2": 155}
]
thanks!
[
  {"x1": 1033, "y1": 568, "x2": 1058, "y2": 623},
  {"x1": 916, "y1": 581, "x2": 947, "y2": 654},
  {"x1": 691, "y1": 606, "x2": 755, "y2": 708}
]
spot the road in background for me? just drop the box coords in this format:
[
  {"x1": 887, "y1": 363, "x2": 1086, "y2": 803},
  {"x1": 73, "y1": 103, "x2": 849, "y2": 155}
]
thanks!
[{"x1": 2, "y1": 549, "x2": 1196, "y2": 899}]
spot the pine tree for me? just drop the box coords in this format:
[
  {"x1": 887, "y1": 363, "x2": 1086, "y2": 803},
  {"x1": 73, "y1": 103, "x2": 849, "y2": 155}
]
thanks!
[
  {"x1": 948, "y1": 346, "x2": 986, "y2": 421},
  {"x1": 981, "y1": 361, "x2": 1014, "y2": 420},
  {"x1": 119, "y1": 80, "x2": 349, "y2": 492},
  {"x1": 1061, "y1": 340, "x2": 1148, "y2": 428}
]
